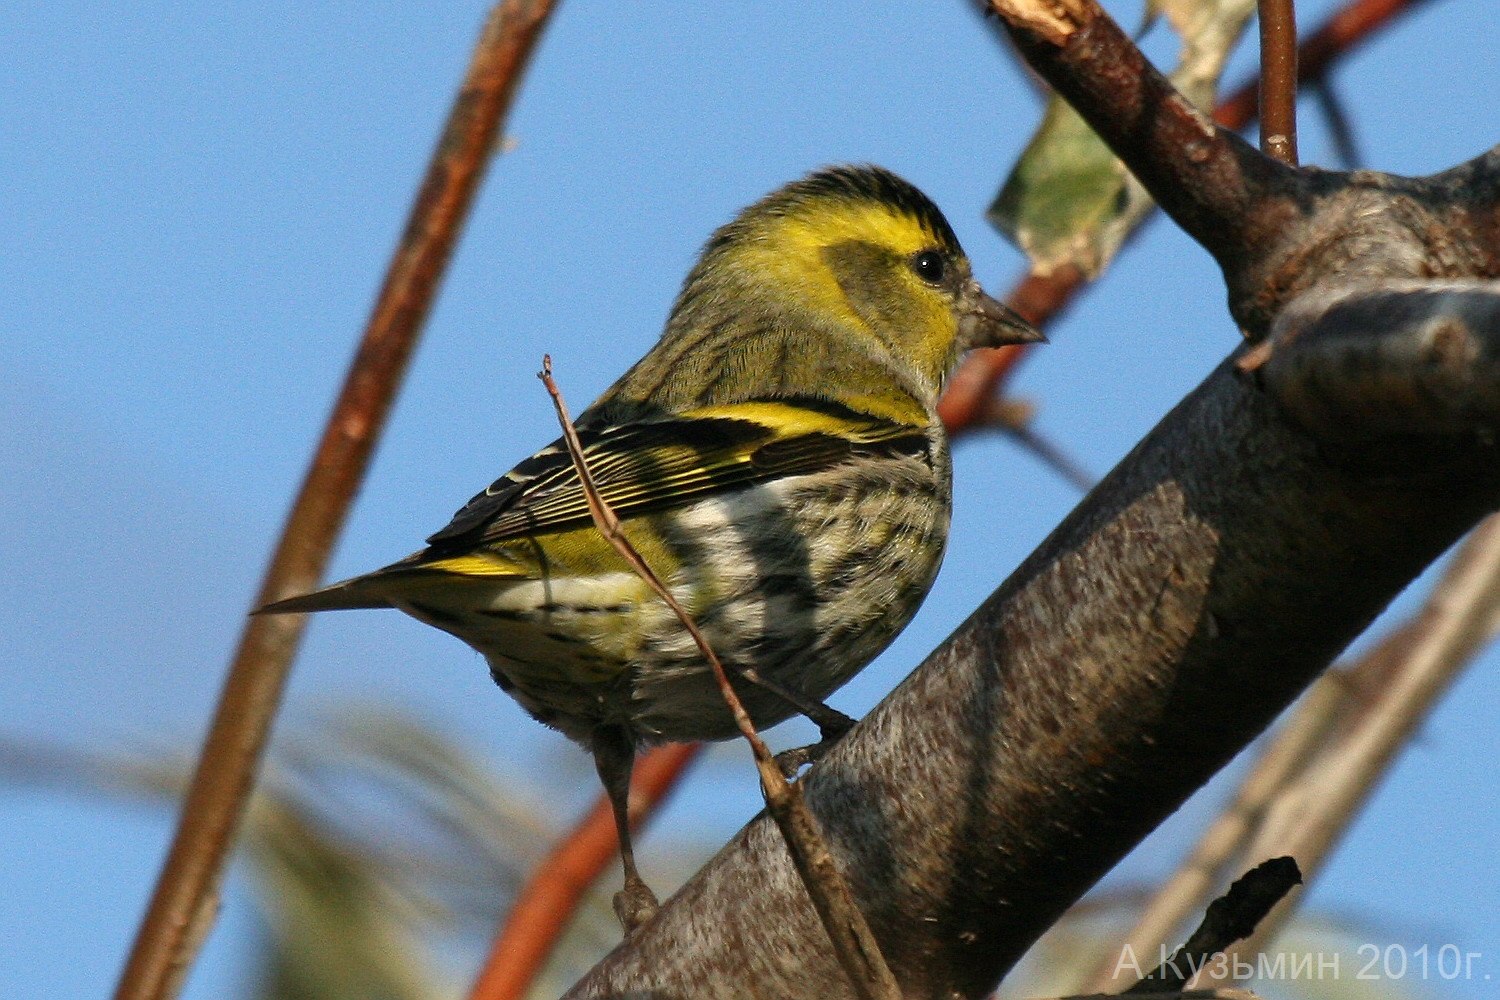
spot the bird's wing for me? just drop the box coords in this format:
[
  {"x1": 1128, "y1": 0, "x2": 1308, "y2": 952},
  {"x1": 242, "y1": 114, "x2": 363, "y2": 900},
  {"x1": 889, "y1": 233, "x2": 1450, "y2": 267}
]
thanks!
[{"x1": 424, "y1": 398, "x2": 931, "y2": 548}]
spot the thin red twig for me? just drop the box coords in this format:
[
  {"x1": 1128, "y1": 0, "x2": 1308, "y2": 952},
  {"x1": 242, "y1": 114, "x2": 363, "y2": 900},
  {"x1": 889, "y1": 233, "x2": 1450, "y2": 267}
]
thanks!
[
  {"x1": 113, "y1": 4, "x2": 559, "y2": 999},
  {"x1": 1218, "y1": 0, "x2": 1431, "y2": 127},
  {"x1": 1258, "y1": 0, "x2": 1301, "y2": 164}
]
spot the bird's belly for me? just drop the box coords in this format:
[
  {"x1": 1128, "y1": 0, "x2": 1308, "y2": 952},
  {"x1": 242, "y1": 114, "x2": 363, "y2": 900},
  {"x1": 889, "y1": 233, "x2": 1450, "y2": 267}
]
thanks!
[
  {"x1": 403, "y1": 471, "x2": 948, "y2": 745},
  {"x1": 627, "y1": 474, "x2": 948, "y2": 741}
]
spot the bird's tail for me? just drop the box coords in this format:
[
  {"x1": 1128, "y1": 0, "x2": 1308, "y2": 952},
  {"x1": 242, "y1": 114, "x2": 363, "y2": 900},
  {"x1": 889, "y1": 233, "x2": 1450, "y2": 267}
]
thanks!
[
  {"x1": 255, "y1": 575, "x2": 396, "y2": 614},
  {"x1": 256, "y1": 549, "x2": 529, "y2": 616},
  {"x1": 258, "y1": 542, "x2": 534, "y2": 614}
]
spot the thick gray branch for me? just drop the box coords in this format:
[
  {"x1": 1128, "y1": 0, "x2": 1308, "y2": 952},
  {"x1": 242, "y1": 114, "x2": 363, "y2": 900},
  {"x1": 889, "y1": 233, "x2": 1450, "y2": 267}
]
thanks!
[
  {"x1": 1260, "y1": 281, "x2": 1500, "y2": 440},
  {"x1": 565, "y1": 296, "x2": 1500, "y2": 999}
]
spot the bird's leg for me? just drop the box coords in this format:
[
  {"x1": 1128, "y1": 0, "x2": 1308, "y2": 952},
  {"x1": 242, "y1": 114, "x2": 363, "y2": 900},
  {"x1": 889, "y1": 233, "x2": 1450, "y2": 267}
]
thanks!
[
  {"x1": 591, "y1": 725, "x2": 659, "y2": 931},
  {"x1": 737, "y1": 667, "x2": 856, "y2": 777}
]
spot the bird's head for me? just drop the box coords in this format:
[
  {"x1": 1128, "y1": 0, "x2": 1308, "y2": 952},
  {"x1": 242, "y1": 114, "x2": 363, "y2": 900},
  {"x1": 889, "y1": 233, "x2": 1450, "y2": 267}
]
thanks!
[
  {"x1": 694, "y1": 166, "x2": 1042, "y2": 390},
  {"x1": 600, "y1": 166, "x2": 1043, "y2": 418}
]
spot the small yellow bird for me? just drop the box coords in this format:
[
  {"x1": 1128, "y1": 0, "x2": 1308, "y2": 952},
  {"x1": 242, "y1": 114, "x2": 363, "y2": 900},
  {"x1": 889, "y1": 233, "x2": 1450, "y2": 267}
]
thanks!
[{"x1": 261, "y1": 165, "x2": 1041, "y2": 927}]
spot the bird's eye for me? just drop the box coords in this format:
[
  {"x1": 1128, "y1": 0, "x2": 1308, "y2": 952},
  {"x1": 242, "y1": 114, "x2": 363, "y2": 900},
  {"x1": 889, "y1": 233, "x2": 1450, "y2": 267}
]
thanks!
[{"x1": 911, "y1": 250, "x2": 946, "y2": 284}]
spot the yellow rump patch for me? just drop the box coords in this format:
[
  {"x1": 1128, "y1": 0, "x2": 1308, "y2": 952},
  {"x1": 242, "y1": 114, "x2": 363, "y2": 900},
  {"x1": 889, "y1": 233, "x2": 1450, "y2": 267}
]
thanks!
[{"x1": 418, "y1": 553, "x2": 527, "y2": 577}]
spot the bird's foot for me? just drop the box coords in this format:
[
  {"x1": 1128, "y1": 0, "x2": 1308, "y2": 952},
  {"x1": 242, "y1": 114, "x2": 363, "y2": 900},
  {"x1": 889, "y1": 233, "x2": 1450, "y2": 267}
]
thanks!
[
  {"x1": 613, "y1": 875, "x2": 661, "y2": 932},
  {"x1": 774, "y1": 743, "x2": 820, "y2": 778},
  {"x1": 775, "y1": 714, "x2": 855, "y2": 778}
]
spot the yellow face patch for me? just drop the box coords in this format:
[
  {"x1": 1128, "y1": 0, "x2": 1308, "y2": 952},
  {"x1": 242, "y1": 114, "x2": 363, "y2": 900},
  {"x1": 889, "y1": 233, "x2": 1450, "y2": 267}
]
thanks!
[
  {"x1": 736, "y1": 198, "x2": 949, "y2": 286},
  {"x1": 718, "y1": 199, "x2": 967, "y2": 382},
  {"x1": 781, "y1": 197, "x2": 947, "y2": 260}
]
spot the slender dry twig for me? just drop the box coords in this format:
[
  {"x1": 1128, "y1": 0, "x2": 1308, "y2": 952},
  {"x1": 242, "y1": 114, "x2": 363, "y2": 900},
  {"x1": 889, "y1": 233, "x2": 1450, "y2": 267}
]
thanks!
[
  {"x1": 112, "y1": 5, "x2": 559, "y2": 999},
  {"x1": 1127, "y1": 857, "x2": 1301, "y2": 993},
  {"x1": 468, "y1": 742, "x2": 702, "y2": 1000},
  {"x1": 538, "y1": 358, "x2": 901, "y2": 1000},
  {"x1": 1257, "y1": 0, "x2": 1300, "y2": 163}
]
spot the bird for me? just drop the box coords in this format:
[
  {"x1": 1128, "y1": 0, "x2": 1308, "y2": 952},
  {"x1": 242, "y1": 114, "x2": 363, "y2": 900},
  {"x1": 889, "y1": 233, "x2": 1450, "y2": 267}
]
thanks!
[{"x1": 259, "y1": 165, "x2": 1043, "y2": 929}]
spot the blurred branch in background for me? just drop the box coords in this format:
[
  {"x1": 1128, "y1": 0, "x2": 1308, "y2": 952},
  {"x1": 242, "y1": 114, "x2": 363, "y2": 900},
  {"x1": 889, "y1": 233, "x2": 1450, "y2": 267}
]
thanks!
[
  {"x1": 4, "y1": 708, "x2": 679, "y2": 1000},
  {"x1": 1211, "y1": 512, "x2": 1500, "y2": 984},
  {"x1": 113, "y1": 4, "x2": 560, "y2": 999}
]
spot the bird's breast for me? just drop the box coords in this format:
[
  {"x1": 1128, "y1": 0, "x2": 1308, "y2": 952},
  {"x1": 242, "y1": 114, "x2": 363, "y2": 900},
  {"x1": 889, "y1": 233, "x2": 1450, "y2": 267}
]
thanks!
[{"x1": 420, "y1": 453, "x2": 952, "y2": 744}]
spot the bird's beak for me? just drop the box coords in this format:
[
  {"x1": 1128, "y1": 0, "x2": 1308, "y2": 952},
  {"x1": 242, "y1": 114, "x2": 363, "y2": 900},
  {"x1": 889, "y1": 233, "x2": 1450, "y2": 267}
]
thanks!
[{"x1": 959, "y1": 282, "x2": 1046, "y2": 349}]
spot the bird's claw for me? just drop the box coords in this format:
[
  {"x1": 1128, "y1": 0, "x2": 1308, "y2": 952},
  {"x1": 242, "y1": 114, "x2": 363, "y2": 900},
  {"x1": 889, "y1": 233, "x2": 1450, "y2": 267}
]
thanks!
[
  {"x1": 614, "y1": 876, "x2": 661, "y2": 932},
  {"x1": 774, "y1": 723, "x2": 852, "y2": 778}
]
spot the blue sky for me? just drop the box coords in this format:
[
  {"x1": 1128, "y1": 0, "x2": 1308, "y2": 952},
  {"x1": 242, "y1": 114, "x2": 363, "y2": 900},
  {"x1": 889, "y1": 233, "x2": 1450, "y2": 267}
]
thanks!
[{"x1": 3, "y1": 2, "x2": 1497, "y2": 997}]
